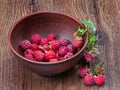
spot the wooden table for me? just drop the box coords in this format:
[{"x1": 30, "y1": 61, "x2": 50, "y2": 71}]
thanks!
[{"x1": 0, "y1": 0, "x2": 120, "y2": 90}]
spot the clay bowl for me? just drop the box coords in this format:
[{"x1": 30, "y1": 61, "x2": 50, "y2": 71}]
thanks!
[{"x1": 8, "y1": 12, "x2": 88, "y2": 76}]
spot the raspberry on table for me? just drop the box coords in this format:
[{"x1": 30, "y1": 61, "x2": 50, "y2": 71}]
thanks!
[
  {"x1": 64, "y1": 52, "x2": 73, "y2": 59},
  {"x1": 40, "y1": 38, "x2": 48, "y2": 46},
  {"x1": 67, "y1": 44, "x2": 76, "y2": 54},
  {"x1": 50, "y1": 40, "x2": 59, "y2": 50},
  {"x1": 58, "y1": 46, "x2": 68, "y2": 56},
  {"x1": 20, "y1": 40, "x2": 31, "y2": 50},
  {"x1": 84, "y1": 75, "x2": 95, "y2": 86},
  {"x1": 47, "y1": 34, "x2": 56, "y2": 41},
  {"x1": 30, "y1": 44, "x2": 38, "y2": 51},
  {"x1": 45, "y1": 50, "x2": 56, "y2": 60},
  {"x1": 79, "y1": 67, "x2": 90, "y2": 78},
  {"x1": 73, "y1": 39, "x2": 83, "y2": 48},
  {"x1": 95, "y1": 75, "x2": 105, "y2": 86},
  {"x1": 31, "y1": 34, "x2": 41, "y2": 44},
  {"x1": 84, "y1": 52, "x2": 94, "y2": 62},
  {"x1": 24, "y1": 49, "x2": 33, "y2": 55},
  {"x1": 59, "y1": 38, "x2": 69, "y2": 46}
]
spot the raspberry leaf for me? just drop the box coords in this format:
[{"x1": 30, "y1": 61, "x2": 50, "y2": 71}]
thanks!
[
  {"x1": 78, "y1": 28, "x2": 87, "y2": 36},
  {"x1": 82, "y1": 21, "x2": 96, "y2": 33},
  {"x1": 89, "y1": 36, "x2": 97, "y2": 46}
]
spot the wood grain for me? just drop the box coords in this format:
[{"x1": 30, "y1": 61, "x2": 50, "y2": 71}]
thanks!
[
  {"x1": 86, "y1": 0, "x2": 120, "y2": 90},
  {"x1": 0, "y1": 0, "x2": 4, "y2": 89},
  {"x1": 0, "y1": 0, "x2": 120, "y2": 90}
]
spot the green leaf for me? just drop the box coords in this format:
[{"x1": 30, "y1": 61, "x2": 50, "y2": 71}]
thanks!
[
  {"x1": 82, "y1": 21, "x2": 96, "y2": 33},
  {"x1": 77, "y1": 27, "x2": 87, "y2": 36},
  {"x1": 90, "y1": 36, "x2": 97, "y2": 42},
  {"x1": 88, "y1": 36, "x2": 97, "y2": 46}
]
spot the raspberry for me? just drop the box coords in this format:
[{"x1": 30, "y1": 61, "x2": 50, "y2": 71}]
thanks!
[
  {"x1": 30, "y1": 44, "x2": 38, "y2": 51},
  {"x1": 55, "y1": 52, "x2": 60, "y2": 60},
  {"x1": 67, "y1": 44, "x2": 76, "y2": 54},
  {"x1": 24, "y1": 54, "x2": 34, "y2": 60},
  {"x1": 64, "y1": 52, "x2": 73, "y2": 59},
  {"x1": 43, "y1": 44, "x2": 51, "y2": 51},
  {"x1": 47, "y1": 34, "x2": 56, "y2": 41},
  {"x1": 59, "y1": 38, "x2": 69, "y2": 46},
  {"x1": 49, "y1": 58, "x2": 58, "y2": 62},
  {"x1": 31, "y1": 34, "x2": 41, "y2": 44},
  {"x1": 73, "y1": 40, "x2": 83, "y2": 48},
  {"x1": 84, "y1": 52, "x2": 94, "y2": 62},
  {"x1": 45, "y1": 50, "x2": 56, "y2": 60},
  {"x1": 50, "y1": 40, "x2": 59, "y2": 50},
  {"x1": 84, "y1": 75, "x2": 95, "y2": 86},
  {"x1": 24, "y1": 49, "x2": 33, "y2": 55},
  {"x1": 33, "y1": 50, "x2": 42, "y2": 57},
  {"x1": 95, "y1": 75, "x2": 105, "y2": 86},
  {"x1": 59, "y1": 57, "x2": 64, "y2": 60},
  {"x1": 40, "y1": 38, "x2": 48, "y2": 46},
  {"x1": 20, "y1": 40, "x2": 31, "y2": 50},
  {"x1": 79, "y1": 67, "x2": 90, "y2": 78},
  {"x1": 33, "y1": 50, "x2": 45, "y2": 62},
  {"x1": 58, "y1": 46, "x2": 68, "y2": 56}
]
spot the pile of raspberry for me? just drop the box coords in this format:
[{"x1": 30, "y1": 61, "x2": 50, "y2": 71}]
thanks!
[
  {"x1": 19, "y1": 34, "x2": 83, "y2": 62},
  {"x1": 79, "y1": 63, "x2": 105, "y2": 86}
]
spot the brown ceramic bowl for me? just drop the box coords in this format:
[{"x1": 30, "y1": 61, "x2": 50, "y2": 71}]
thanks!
[{"x1": 8, "y1": 11, "x2": 88, "y2": 76}]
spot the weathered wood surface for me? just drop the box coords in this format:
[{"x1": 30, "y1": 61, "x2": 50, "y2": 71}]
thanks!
[{"x1": 0, "y1": 0, "x2": 120, "y2": 90}]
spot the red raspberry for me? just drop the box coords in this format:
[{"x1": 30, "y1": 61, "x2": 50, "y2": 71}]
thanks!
[
  {"x1": 24, "y1": 54, "x2": 34, "y2": 61},
  {"x1": 84, "y1": 52, "x2": 94, "y2": 62},
  {"x1": 31, "y1": 34, "x2": 41, "y2": 44},
  {"x1": 43, "y1": 44, "x2": 51, "y2": 51},
  {"x1": 59, "y1": 57, "x2": 64, "y2": 60},
  {"x1": 84, "y1": 75, "x2": 95, "y2": 86},
  {"x1": 67, "y1": 44, "x2": 76, "y2": 54},
  {"x1": 24, "y1": 49, "x2": 33, "y2": 55},
  {"x1": 55, "y1": 53, "x2": 60, "y2": 60},
  {"x1": 73, "y1": 40, "x2": 83, "y2": 48},
  {"x1": 64, "y1": 52, "x2": 73, "y2": 59},
  {"x1": 40, "y1": 38, "x2": 48, "y2": 46},
  {"x1": 59, "y1": 38, "x2": 69, "y2": 46},
  {"x1": 79, "y1": 67, "x2": 90, "y2": 77},
  {"x1": 33, "y1": 50, "x2": 45, "y2": 62},
  {"x1": 49, "y1": 58, "x2": 58, "y2": 62},
  {"x1": 50, "y1": 40, "x2": 59, "y2": 50},
  {"x1": 45, "y1": 50, "x2": 56, "y2": 60},
  {"x1": 58, "y1": 46, "x2": 68, "y2": 56},
  {"x1": 20, "y1": 40, "x2": 31, "y2": 50},
  {"x1": 30, "y1": 44, "x2": 38, "y2": 51},
  {"x1": 47, "y1": 34, "x2": 56, "y2": 41},
  {"x1": 95, "y1": 75, "x2": 105, "y2": 86}
]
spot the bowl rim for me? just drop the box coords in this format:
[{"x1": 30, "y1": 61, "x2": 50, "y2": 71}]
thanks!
[{"x1": 8, "y1": 11, "x2": 88, "y2": 65}]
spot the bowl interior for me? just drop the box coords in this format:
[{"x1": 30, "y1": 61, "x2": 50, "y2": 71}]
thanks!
[{"x1": 9, "y1": 12, "x2": 86, "y2": 62}]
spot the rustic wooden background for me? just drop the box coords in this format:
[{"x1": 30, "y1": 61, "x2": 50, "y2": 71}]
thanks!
[{"x1": 0, "y1": 0, "x2": 120, "y2": 90}]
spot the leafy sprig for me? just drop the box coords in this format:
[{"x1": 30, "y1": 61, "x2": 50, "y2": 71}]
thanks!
[
  {"x1": 82, "y1": 21, "x2": 98, "y2": 53},
  {"x1": 74, "y1": 27, "x2": 87, "y2": 40}
]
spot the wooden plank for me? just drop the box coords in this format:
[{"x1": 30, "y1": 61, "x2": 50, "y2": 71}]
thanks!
[
  {"x1": 25, "y1": 0, "x2": 92, "y2": 90},
  {"x1": 1, "y1": 0, "x2": 32, "y2": 90},
  {"x1": 0, "y1": 0, "x2": 4, "y2": 89},
  {"x1": 85, "y1": 0, "x2": 120, "y2": 89},
  {"x1": 1, "y1": 0, "x2": 120, "y2": 90}
]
